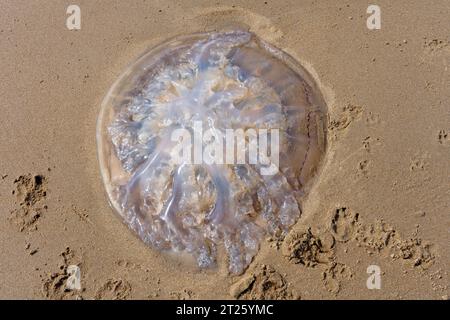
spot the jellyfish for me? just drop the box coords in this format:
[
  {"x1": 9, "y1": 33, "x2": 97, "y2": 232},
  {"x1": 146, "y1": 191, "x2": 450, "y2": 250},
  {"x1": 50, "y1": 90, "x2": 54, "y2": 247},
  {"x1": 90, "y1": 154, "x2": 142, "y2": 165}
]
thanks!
[{"x1": 97, "y1": 30, "x2": 327, "y2": 274}]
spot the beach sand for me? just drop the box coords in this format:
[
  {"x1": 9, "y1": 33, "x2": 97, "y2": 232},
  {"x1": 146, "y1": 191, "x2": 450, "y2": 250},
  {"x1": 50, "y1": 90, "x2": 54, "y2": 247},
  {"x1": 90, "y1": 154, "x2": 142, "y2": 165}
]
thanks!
[{"x1": 0, "y1": 0, "x2": 448, "y2": 299}]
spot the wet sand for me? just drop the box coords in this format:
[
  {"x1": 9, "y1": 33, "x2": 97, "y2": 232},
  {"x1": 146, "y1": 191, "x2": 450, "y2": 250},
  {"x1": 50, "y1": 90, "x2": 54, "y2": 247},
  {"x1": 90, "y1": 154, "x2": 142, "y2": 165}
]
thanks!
[{"x1": 0, "y1": 0, "x2": 448, "y2": 299}]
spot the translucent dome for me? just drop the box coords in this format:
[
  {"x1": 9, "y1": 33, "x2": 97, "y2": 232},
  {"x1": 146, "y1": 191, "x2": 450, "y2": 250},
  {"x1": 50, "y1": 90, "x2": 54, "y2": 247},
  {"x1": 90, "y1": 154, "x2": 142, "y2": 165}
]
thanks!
[{"x1": 97, "y1": 30, "x2": 327, "y2": 274}]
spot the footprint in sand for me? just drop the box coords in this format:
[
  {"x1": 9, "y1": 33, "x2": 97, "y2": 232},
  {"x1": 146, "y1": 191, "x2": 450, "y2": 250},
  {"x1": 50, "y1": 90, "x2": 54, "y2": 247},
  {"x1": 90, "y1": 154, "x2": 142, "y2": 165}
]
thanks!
[
  {"x1": 95, "y1": 279, "x2": 132, "y2": 300},
  {"x1": 281, "y1": 227, "x2": 334, "y2": 267},
  {"x1": 328, "y1": 104, "x2": 364, "y2": 140},
  {"x1": 437, "y1": 129, "x2": 449, "y2": 145},
  {"x1": 322, "y1": 262, "x2": 353, "y2": 294},
  {"x1": 9, "y1": 174, "x2": 48, "y2": 232},
  {"x1": 281, "y1": 225, "x2": 352, "y2": 295},
  {"x1": 41, "y1": 247, "x2": 83, "y2": 299},
  {"x1": 409, "y1": 153, "x2": 429, "y2": 172},
  {"x1": 229, "y1": 264, "x2": 299, "y2": 300},
  {"x1": 330, "y1": 207, "x2": 360, "y2": 243},
  {"x1": 357, "y1": 160, "x2": 370, "y2": 178}
]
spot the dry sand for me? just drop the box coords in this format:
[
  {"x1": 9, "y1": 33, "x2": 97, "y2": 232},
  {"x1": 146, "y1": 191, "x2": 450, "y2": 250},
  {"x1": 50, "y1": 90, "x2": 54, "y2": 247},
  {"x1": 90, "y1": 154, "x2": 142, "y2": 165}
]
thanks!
[{"x1": 0, "y1": 0, "x2": 449, "y2": 299}]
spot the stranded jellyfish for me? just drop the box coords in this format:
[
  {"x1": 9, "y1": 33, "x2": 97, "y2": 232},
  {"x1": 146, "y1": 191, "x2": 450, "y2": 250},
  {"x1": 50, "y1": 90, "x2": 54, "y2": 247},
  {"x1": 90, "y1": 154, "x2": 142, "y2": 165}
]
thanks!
[{"x1": 97, "y1": 30, "x2": 327, "y2": 274}]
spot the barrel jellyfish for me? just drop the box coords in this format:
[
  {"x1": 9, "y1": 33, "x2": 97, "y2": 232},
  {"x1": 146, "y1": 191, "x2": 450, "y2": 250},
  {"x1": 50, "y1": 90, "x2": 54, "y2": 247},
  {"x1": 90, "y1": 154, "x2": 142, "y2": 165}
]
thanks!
[{"x1": 97, "y1": 30, "x2": 327, "y2": 274}]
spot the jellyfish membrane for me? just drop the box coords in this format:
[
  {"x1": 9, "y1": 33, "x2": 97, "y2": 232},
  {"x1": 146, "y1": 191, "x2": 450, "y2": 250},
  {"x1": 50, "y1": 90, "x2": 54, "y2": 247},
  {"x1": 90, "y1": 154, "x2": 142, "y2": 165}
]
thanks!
[{"x1": 97, "y1": 30, "x2": 327, "y2": 274}]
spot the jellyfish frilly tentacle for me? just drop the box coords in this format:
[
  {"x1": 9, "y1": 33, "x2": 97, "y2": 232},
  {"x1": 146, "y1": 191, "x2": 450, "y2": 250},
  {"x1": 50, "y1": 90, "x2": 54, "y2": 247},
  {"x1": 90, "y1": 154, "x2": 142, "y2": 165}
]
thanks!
[{"x1": 96, "y1": 30, "x2": 327, "y2": 274}]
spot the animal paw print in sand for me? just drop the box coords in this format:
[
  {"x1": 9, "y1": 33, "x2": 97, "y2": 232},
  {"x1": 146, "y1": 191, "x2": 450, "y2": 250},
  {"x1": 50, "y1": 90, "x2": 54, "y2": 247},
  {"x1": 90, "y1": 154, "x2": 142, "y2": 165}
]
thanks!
[
  {"x1": 281, "y1": 228, "x2": 334, "y2": 267},
  {"x1": 95, "y1": 279, "x2": 132, "y2": 300},
  {"x1": 322, "y1": 262, "x2": 353, "y2": 294},
  {"x1": 362, "y1": 136, "x2": 371, "y2": 152},
  {"x1": 229, "y1": 265, "x2": 299, "y2": 300},
  {"x1": 10, "y1": 174, "x2": 48, "y2": 232},
  {"x1": 438, "y1": 130, "x2": 449, "y2": 145},
  {"x1": 328, "y1": 104, "x2": 363, "y2": 134},
  {"x1": 409, "y1": 153, "x2": 428, "y2": 171},
  {"x1": 330, "y1": 207, "x2": 360, "y2": 243},
  {"x1": 281, "y1": 225, "x2": 351, "y2": 295},
  {"x1": 423, "y1": 38, "x2": 449, "y2": 54},
  {"x1": 170, "y1": 289, "x2": 196, "y2": 300},
  {"x1": 41, "y1": 248, "x2": 83, "y2": 300},
  {"x1": 331, "y1": 207, "x2": 437, "y2": 269},
  {"x1": 362, "y1": 136, "x2": 381, "y2": 153},
  {"x1": 357, "y1": 160, "x2": 370, "y2": 178},
  {"x1": 365, "y1": 112, "x2": 381, "y2": 126}
]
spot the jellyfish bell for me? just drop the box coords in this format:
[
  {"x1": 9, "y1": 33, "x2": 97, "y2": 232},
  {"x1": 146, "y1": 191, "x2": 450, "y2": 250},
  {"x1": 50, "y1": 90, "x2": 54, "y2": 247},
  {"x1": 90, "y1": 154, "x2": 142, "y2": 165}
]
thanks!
[{"x1": 97, "y1": 30, "x2": 327, "y2": 274}]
